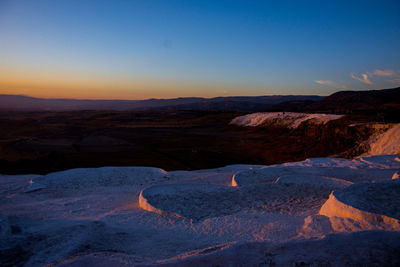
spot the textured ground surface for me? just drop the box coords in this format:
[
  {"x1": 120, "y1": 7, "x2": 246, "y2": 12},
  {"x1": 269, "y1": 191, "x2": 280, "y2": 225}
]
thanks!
[{"x1": 1, "y1": 155, "x2": 400, "y2": 266}]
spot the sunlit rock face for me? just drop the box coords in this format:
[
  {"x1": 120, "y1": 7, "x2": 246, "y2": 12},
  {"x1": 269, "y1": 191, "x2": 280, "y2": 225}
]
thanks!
[
  {"x1": 361, "y1": 123, "x2": 400, "y2": 156},
  {"x1": 1, "y1": 155, "x2": 400, "y2": 266},
  {"x1": 231, "y1": 112, "x2": 400, "y2": 161},
  {"x1": 320, "y1": 180, "x2": 400, "y2": 231},
  {"x1": 230, "y1": 112, "x2": 343, "y2": 128}
]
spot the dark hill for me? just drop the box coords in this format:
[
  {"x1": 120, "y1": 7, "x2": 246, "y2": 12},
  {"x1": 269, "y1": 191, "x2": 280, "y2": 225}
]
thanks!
[
  {"x1": 0, "y1": 94, "x2": 322, "y2": 111},
  {"x1": 305, "y1": 87, "x2": 400, "y2": 113},
  {"x1": 264, "y1": 87, "x2": 400, "y2": 122}
]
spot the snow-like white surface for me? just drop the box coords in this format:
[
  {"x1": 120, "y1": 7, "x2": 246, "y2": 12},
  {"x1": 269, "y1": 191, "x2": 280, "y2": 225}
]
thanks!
[
  {"x1": 1, "y1": 155, "x2": 400, "y2": 266},
  {"x1": 230, "y1": 112, "x2": 343, "y2": 128},
  {"x1": 232, "y1": 156, "x2": 400, "y2": 186},
  {"x1": 137, "y1": 231, "x2": 400, "y2": 267},
  {"x1": 361, "y1": 123, "x2": 400, "y2": 156},
  {"x1": 140, "y1": 182, "x2": 330, "y2": 221},
  {"x1": 320, "y1": 180, "x2": 400, "y2": 231},
  {"x1": 34, "y1": 166, "x2": 168, "y2": 190},
  {"x1": 139, "y1": 184, "x2": 240, "y2": 221},
  {"x1": 274, "y1": 174, "x2": 353, "y2": 189}
]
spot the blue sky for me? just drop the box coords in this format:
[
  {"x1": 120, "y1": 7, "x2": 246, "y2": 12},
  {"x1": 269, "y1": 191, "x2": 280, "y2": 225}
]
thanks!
[{"x1": 0, "y1": 0, "x2": 399, "y2": 99}]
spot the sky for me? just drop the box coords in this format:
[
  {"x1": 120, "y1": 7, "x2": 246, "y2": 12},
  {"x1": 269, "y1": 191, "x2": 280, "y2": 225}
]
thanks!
[{"x1": 0, "y1": 0, "x2": 400, "y2": 99}]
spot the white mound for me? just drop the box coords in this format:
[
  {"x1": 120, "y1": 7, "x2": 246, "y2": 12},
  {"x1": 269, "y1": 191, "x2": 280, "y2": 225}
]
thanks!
[
  {"x1": 232, "y1": 156, "x2": 400, "y2": 185},
  {"x1": 1, "y1": 155, "x2": 400, "y2": 266},
  {"x1": 34, "y1": 166, "x2": 168, "y2": 190},
  {"x1": 361, "y1": 123, "x2": 400, "y2": 156},
  {"x1": 0, "y1": 214, "x2": 10, "y2": 247},
  {"x1": 0, "y1": 174, "x2": 43, "y2": 197},
  {"x1": 275, "y1": 174, "x2": 353, "y2": 189},
  {"x1": 53, "y1": 253, "x2": 137, "y2": 267},
  {"x1": 141, "y1": 231, "x2": 400, "y2": 267},
  {"x1": 232, "y1": 168, "x2": 281, "y2": 186},
  {"x1": 230, "y1": 112, "x2": 343, "y2": 128},
  {"x1": 232, "y1": 166, "x2": 345, "y2": 186},
  {"x1": 139, "y1": 184, "x2": 240, "y2": 221},
  {"x1": 299, "y1": 215, "x2": 334, "y2": 238},
  {"x1": 320, "y1": 180, "x2": 400, "y2": 231},
  {"x1": 139, "y1": 182, "x2": 331, "y2": 220}
]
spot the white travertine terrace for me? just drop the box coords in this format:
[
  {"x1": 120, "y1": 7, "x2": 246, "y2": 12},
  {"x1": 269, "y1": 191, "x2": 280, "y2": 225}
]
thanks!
[
  {"x1": 230, "y1": 112, "x2": 343, "y2": 128},
  {"x1": 320, "y1": 181, "x2": 400, "y2": 231},
  {"x1": 361, "y1": 123, "x2": 400, "y2": 156},
  {"x1": 1, "y1": 155, "x2": 400, "y2": 266}
]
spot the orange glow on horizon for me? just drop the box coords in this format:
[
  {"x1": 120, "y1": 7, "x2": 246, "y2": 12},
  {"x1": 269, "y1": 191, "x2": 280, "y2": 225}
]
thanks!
[{"x1": 0, "y1": 66, "x2": 266, "y2": 100}]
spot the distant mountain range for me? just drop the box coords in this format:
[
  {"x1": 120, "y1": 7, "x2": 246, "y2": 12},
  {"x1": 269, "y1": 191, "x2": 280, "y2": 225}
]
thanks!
[
  {"x1": 305, "y1": 87, "x2": 400, "y2": 113},
  {"x1": 1, "y1": 87, "x2": 399, "y2": 112},
  {"x1": 0, "y1": 94, "x2": 322, "y2": 111},
  {"x1": 268, "y1": 87, "x2": 400, "y2": 114}
]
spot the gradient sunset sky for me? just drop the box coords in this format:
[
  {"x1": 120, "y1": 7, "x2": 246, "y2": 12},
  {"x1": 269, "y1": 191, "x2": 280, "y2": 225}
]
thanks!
[{"x1": 1, "y1": 0, "x2": 400, "y2": 99}]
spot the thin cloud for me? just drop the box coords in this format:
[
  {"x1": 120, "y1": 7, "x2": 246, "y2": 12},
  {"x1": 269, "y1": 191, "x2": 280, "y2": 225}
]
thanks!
[
  {"x1": 351, "y1": 73, "x2": 373, "y2": 85},
  {"x1": 315, "y1": 80, "x2": 347, "y2": 89},
  {"x1": 372, "y1": 69, "x2": 396, "y2": 77},
  {"x1": 371, "y1": 69, "x2": 400, "y2": 84}
]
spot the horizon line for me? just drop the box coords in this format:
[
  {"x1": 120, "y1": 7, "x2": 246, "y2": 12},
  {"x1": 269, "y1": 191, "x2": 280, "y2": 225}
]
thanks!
[
  {"x1": 0, "y1": 92, "x2": 326, "y2": 102},
  {"x1": 2, "y1": 86, "x2": 400, "y2": 101}
]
